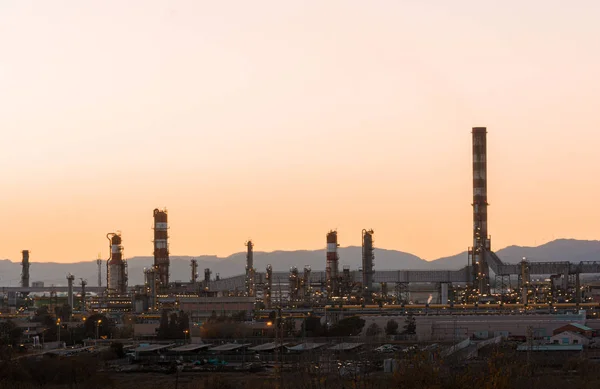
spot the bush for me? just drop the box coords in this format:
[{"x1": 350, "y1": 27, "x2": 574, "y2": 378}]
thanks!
[{"x1": 385, "y1": 319, "x2": 399, "y2": 336}]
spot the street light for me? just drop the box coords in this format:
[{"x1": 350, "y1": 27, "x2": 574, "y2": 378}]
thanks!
[
  {"x1": 183, "y1": 329, "x2": 189, "y2": 344},
  {"x1": 96, "y1": 319, "x2": 102, "y2": 345},
  {"x1": 56, "y1": 319, "x2": 61, "y2": 347}
]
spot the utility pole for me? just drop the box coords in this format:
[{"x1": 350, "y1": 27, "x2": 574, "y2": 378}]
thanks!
[
  {"x1": 278, "y1": 306, "x2": 283, "y2": 389},
  {"x1": 526, "y1": 326, "x2": 534, "y2": 372}
]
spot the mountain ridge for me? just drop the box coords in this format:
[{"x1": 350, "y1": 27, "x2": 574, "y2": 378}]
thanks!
[{"x1": 0, "y1": 239, "x2": 598, "y2": 287}]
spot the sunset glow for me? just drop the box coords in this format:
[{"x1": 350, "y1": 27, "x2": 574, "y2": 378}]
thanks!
[{"x1": 1, "y1": 1, "x2": 599, "y2": 263}]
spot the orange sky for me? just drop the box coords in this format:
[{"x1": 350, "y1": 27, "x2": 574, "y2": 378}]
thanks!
[{"x1": 1, "y1": 1, "x2": 599, "y2": 263}]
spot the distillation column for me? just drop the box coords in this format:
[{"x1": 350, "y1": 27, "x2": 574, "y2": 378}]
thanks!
[
  {"x1": 96, "y1": 254, "x2": 102, "y2": 288},
  {"x1": 190, "y1": 259, "x2": 198, "y2": 284},
  {"x1": 289, "y1": 266, "x2": 300, "y2": 303},
  {"x1": 472, "y1": 127, "x2": 490, "y2": 295},
  {"x1": 362, "y1": 229, "x2": 375, "y2": 303},
  {"x1": 21, "y1": 250, "x2": 30, "y2": 288},
  {"x1": 245, "y1": 240, "x2": 255, "y2": 297},
  {"x1": 265, "y1": 264, "x2": 273, "y2": 309},
  {"x1": 303, "y1": 266, "x2": 312, "y2": 302},
  {"x1": 153, "y1": 208, "x2": 170, "y2": 289},
  {"x1": 144, "y1": 267, "x2": 157, "y2": 310},
  {"x1": 203, "y1": 268, "x2": 211, "y2": 290},
  {"x1": 67, "y1": 274, "x2": 75, "y2": 310},
  {"x1": 107, "y1": 232, "x2": 127, "y2": 295},
  {"x1": 326, "y1": 230, "x2": 340, "y2": 297}
]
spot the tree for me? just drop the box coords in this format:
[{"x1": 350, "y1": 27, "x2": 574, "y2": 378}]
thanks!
[
  {"x1": 168, "y1": 312, "x2": 179, "y2": 338},
  {"x1": 402, "y1": 313, "x2": 416, "y2": 335},
  {"x1": 328, "y1": 316, "x2": 365, "y2": 337},
  {"x1": 157, "y1": 310, "x2": 190, "y2": 340},
  {"x1": 282, "y1": 317, "x2": 295, "y2": 337},
  {"x1": 54, "y1": 304, "x2": 72, "y2": 322},
  {"x1": 110, "y1": 341, "x2": 125, "y2": 358},
  {"x1": 231, "y1": 311, "x2": 247, "y2": 322},
  {"x1": 33, "y1": 305, "x2": 54, "y2": 327},
  {"x1": 83, "y1": 314, "x2": 111, "y2": 339},
  {"x1": 157, "y1": 310, "x2": 170, "y2": 339},
  {"x1": 366, "y1": 323, "x2": 382, "y2": 337},
  {"x1": 301, "y1": 317, "x2": 326, "y2": 337},
  {"x1": 0, "y1": 320, "x2": 23, "y2": 347},
  {"x1": 385, "y1": 319, "x2": 399, "y2": 336}
]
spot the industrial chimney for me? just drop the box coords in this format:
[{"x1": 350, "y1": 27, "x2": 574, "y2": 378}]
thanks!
[
  {"x1": 245, "y1": 240, "x2": 255, "y2": 297},
  {"x1": 153, "y1": 209, "x2": 170, "y2": 289},
  {"x1": 326, "y1": 230, "x2": 339, "y2": 297},
  {"x1": 472, "y1": 127, "x2": 490, "y2": 295},
  {"x1": 21, "y1": 250, "x2": 30, "y2": 288}
]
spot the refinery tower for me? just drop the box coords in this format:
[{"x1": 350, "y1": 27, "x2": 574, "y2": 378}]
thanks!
[{"x1": 153, "y1": 208, "x2": 170, "y2": 289}]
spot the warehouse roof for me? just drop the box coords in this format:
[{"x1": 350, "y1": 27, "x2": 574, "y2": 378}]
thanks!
[
  {"x1": 248, "y1": 342, "x2": 289, "y2": 351},
  {"x1": 170, "y1": 344, "x2": 211, "y2": 352},
  {"x1": 134, "y1": 344, "x2": 173, "y2": 353},
  {"x1": 329, "y1": 343, "x2": 364, "y2": 351},
  {"x1": 209, "y1": 343, "x2": 252, "y2": 352},
  {"x1": 286, "y1": 343, "x2": 328, "y2": 352}
]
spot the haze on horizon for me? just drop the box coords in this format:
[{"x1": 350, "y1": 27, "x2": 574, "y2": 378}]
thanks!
[{"x1": 1, "y1": 1, "x2": 599, "y2": 264}]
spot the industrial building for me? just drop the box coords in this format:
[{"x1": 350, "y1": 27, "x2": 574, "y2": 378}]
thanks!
[{"x1": 2, "y1": 127, "x2": 600, "y2": 345}]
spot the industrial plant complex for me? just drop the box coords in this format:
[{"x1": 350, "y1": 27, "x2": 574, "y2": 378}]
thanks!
[{"x1": 2, "y1": 128, "x2": 600, "y2": 362}]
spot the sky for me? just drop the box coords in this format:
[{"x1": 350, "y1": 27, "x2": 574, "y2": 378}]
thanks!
[{"x1": 0, "y1": 1, "x2": 599, "y2": 264}]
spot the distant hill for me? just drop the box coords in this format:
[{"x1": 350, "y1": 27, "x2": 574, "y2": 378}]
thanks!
[{"x1": 0, "y1": 239, "x2": 599, "y2": 287}]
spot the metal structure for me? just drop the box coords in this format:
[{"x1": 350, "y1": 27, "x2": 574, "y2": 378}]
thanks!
[
  {"x1": 67, "y1": 274, "x2": 75, "y2": 310},
  {"x1": 106, "y1": 232, "x2": 127, "y2": 295},
  {"x1": 144, "y1": 267, "x2": 157, "y2": 310},
  {"x1": 472, "y1": 127, "x2": 491, "y2": 295},
  {"x1": 153, "y1": 208, "x2": 169, "y2": 289},
  {"x1": 21, "y1": 250, "x2": 30, "y2": 288},
  {"x1": 362, "y1": 229, "x2": 375, "y2": 303},
  {"x1": 265, "y1": 264, "x2": 273, "y2": 308},
  {"x1": 80, "y1": 278, "x2": 87, "y2": 310},
  {"x1": 288, "y1": 266, "x2": 300, "y2": 303},
  {"x1": 190, "y1": 259, "x2": 198, "y2": 284},
  {"x1": 245, "y1": 240, "x2": 255, "y2": 297},
  {"x1": 203, "y1": 268, "x2": 211, "y2": 290},
  {"x1": 302, "y1": 265, "x2": 312, "y2": 302},
  {"x1": 326, "y1": 230, "x2": 339, "y2": 297},
  {"x1": 96, "y1": 254, "x2": 102, "y2": 288}
]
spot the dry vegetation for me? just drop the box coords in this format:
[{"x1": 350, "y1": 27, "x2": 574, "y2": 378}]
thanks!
[{"x1": 2, "y1": 347, "x2": 600, "y2": 389}]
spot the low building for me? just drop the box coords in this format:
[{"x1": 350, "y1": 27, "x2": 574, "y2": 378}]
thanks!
[
  {"x1": 552, "y1": 323, "x2": 594, "y2": 338},
  {"x1": 550, "y1": 331, "x2": 589, "y2": 346},
  {"x1": 158, "y1": 296, "x2": 255, "y2": 322}
]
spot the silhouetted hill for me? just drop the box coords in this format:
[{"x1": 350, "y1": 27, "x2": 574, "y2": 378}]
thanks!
[{"x1": 1, "y1": 239, "x2": 599, "y2": 287}]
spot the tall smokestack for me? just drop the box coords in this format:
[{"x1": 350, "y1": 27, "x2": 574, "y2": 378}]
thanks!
[
  {"x1": 326, "y1": 230, "x2": 339, "y2": 297},
  {"x1": 362, "y1": 229, "x2": 375, "y2": 303},
  {"x1": 96, "y1": 254, "x2": 102, "y2": 288},
  {"x1": 67, "y1": 274, "x2": 75, "y2": 310},
  {"x1": 107, "y1": 232, "x2": 127, "y2": 295},
  {"x1": 245, "y1": 240, "x2": 255, "y2": 297},
  {"x1": 80, "y1": 278, "x2": 87, "y2": 310},
  {"x1": 153, "y1": 209, "x2": 169, "y2": 288},
  {"x1": 472, "y1": 127, "x2": 490, "y2": 295},
  {"x1": 21, "y1": 250, "x2": 30, "y2": 288}
]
